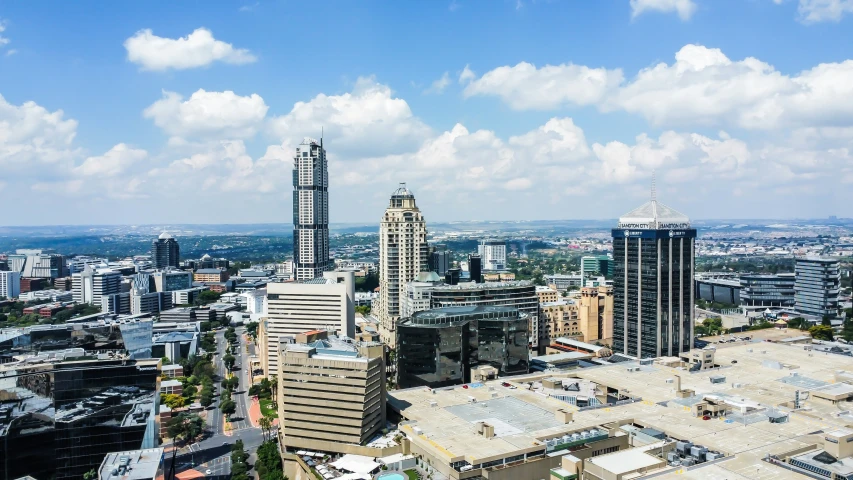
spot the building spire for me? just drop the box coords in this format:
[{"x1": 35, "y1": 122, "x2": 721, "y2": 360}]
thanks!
[{"x1": 651, "y1": 170, "x2": 657, "y2": 202}]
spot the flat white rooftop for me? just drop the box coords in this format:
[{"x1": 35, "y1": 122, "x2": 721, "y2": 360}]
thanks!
[{"x1": 587, "y1": 442, "x2": 664, "y2": 474}]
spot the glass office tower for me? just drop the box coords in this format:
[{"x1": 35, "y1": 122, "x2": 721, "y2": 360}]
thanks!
[
  {"x1": 0, "y1": 357, "x2": 160, "y2": 480},
  {"x1": 396, "y1": 305, "x2": 529, "y2": 389},
  {"x1": 612, "y1": 194, "x2": 696, "y2": 359}
]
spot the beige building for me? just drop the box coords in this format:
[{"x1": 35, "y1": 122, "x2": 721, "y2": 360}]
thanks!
[
  {"x1": 262, "y1": 271, "x2": 355, "y2": 375},
  {"x1": 375, "y1": 184, "x2": 429, "y2": 348},
  {"x1": 537, "y1": 285, "x2": 560, "y2": 304},
  {"x1": 277, "y1": 333, "x2": 387, "y2": 454},
  {"x1": 577, "y1": 286, "x2": 613, "y2": 346},
  {"x1": 540, "y1": 286, "x2": 613, "y2": 346},
  {"x1": 541, "y1": 300, "x2": 582, "y2": 343}
]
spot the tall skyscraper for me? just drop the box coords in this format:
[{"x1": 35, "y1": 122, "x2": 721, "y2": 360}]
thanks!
[
  {"x1": 376, "y1": 184, "x2": 429, "y2": 348},
  {"x1": 795, "y1": 257, "x2": 840, "y2": 318},
  {"x1": 478, "y1": 240, "x2": 507, "y2": 271},
  {"x1": 293, "y1": 138, "x2": 331, "y2": 280},
  {"x1": 151, "y1": 232, "x2": 180, "y2": 269},
  {"x1": 611, "y1": 190, "x2": 695, "y2": 359}
]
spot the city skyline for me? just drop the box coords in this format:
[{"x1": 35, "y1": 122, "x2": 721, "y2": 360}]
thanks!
[{"x1": 2, "y1": 1, "x2": 852, "y2": 226}]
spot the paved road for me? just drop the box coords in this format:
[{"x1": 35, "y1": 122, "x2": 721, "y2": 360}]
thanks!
[{"x1": 171, "y1": 326, "x2": 264, "y2": 478}]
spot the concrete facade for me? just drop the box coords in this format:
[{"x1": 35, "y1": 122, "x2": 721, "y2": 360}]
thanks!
[
  {"x1": 376, "y1": 184, "x2": 429, "y2": 348},
  {"x1": 277, "y1": 339, "x2": 386, "y2": 454},
  {"x1": 262, "y1": 271, "x2": 355, "y2": 375}
]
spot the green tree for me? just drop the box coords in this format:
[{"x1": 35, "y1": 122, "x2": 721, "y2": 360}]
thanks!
[
  {"x1": 259, "y1": 415, "x2": 272, "y2": 442},
  {"x1": 183, "y1": 384, "x2": 198, "y2": 399},
  {"x1": 220, "y1": 399, "x2": 236, "y2": 417},
  {"x1": 822, "y1": 316, "x2": 832, "y2": 326},
  {"x1": 198, "y1": 290, "x2": 222, "y2": 304},
  {"x1": 246, "y1": 321, "x2": 259, "y2": 338},
  {"x1": 355, "y1": 305, "x2": 371, "y2": 315},
  {"x1": 83, "y1": 468, "x2": 98, "y2": 480},
  {"x1": 256, "y1": 440, "x2": 285, "y2": 480},
  {"x1": 200, "y1": 389, "x2": 214, "y2": 408},
  {"x1": 223, "y1": 353, "x2": 236, "y2": 371},
  {"x1": 223, "y1": 376, "x2": 239, "y2": 391},
  {"x1": 160, "y1": 356, "x2": 171, "y2": 366},
  {"x1": 165, "y1": 413, "x2": 204, "y2": 480},
  {"x1": 161, "y1": 393, "x2": 186, "y2": 409},
  {"x1": 788, "y1": 317, "x2": 809, "y2": 330},
  {"x1": 809, "y1": 325, "x2": 834, "y2": 341},
  {"x1": 840, "y1": 317, "x2": 853, "y2": 343},
  {"x1": 355, "y1": 273, "x2": 379, "y2": 292}
]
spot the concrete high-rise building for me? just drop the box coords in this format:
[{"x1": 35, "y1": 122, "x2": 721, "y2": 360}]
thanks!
[
  {"x1": 151, "y1": 233, "x2": 180, "y2": 269},
  {"x1": 0, "y1": 270, "x2": 21, "y2": 299},
  {"x1": 795, "y1": 257, "x2": 840, "y2": 318},
  {"x1": 611, "y1": 191, "x2": 695, "y2": 359},
  {"x1": 578, "y1": 286, "x2": 614, "y2": 345},
  {"x1": 376, "y1": 184, "x2": 429, "y2": 348},
  {"x1": 292, "y1": 138, "x2": 331, "y2": 281},
  {"x1": 478, "y1": 240, "x2": 507, "y2": 271},
  {"x1": 262, "y1": 271, "x2": 355, "y2": 375},
  {"x1": 277, "y1": 332, "x2": 385, "y2": 454},
  {"x1": 72, "y1": 267, "x2": 122, "y2": 307}
]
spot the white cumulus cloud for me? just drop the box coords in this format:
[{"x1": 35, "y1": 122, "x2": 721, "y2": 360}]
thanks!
[
  {"x1": 144, "y1": 89, "x2": 269, "y2": 140},
  {"x1": 124, "y1": 27, "x2": 257, "y2": 71},
  {"x1": 609, "y1": 44, "x2": 853, "y2": 130},
  {"x1": 630, "y1": 0, "x2": 698, "y2": 20},
  {"x1": 797, "y1": 0, "x2": 853, "y2": 23},
  {"x1": 268, "y1": 77, "x2": 432, "y2": 157},
  {"x1": 0, "y1": 94, "x2": 79, "y2": 172},
  {"x1": 425, "y1": 72, "x2": 451, "y2": 94},
  {"x1": 75, "y1": 143, "x2": 148, "y2": 177},
  {"x1": 463, "y1": 61, "x2": 623, "y2": 110}
]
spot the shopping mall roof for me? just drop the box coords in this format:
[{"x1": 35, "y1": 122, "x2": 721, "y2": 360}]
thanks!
[{"x1": 390, "y1": 341, "x2": 853, "y2": 477}]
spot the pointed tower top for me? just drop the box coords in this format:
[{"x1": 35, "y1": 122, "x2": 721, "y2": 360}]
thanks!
[{"x1": 651, "y1": 171, "x2": 657, "y2": 202}]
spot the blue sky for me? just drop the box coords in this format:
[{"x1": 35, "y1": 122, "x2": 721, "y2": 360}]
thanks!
[{"x1": 1, "y1": 0, "x2": 853, "y2": 225}]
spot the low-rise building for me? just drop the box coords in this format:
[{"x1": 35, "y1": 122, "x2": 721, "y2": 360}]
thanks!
[
  {"x1": 160, "y1": 379, "x2": 182, "y2": 395},
  {"x1": 160, "y1": 364, "x2": 184, "y2": 378},
  {"x1": 193, "y1": 268, "x2": 229, "y2": 283},
  {"x1": 537, "y1": 285, "x2": 561, "y2": 304},
  {"x1": 98, "y1": 448, "x2": 165, "y2": 480}
]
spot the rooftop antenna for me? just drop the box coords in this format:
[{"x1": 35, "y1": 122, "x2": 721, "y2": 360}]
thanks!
[
  {"x1": 651, "y1": 170, "x2": 657, "y2": 202},
  {"x1": 321, "y1": 126, "x2": 323, "y2": 148}
]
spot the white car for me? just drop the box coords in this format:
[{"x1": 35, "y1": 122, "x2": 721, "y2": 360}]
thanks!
[{"x1": 205, "y1": 469, "x2": 212, "y2": 475}]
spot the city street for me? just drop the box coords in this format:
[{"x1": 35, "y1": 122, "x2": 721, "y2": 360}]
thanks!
[{"x1": 172, "y1": 325, "x2": 264, "y2": 478}]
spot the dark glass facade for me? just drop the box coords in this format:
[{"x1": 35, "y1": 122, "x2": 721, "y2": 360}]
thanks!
[
  {"x1": 396, "y1": 306, "x2": 529, "y2": 389},
  {"x1": 0, "y1": 358, "x2": 160, "y2": 480},
  {"x1": 612, "y1": 229, "x2": 695, "y2": 359},
  {"x1": 0, "y1": 321, "x2": 153, "y2": 362},
  {"x1": 152, "y1": 237, "x2": 180, "y2": 269},
  {"x1": 740, "y1": 274, "x2": 795, "y2": 307}
]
